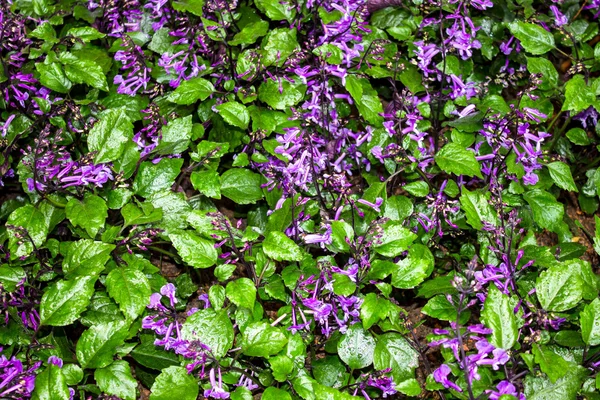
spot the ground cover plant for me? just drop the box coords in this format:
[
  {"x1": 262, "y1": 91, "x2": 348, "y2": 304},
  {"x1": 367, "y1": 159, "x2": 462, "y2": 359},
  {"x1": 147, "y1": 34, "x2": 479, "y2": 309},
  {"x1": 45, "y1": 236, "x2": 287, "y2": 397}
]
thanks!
[{"x1": 2, "y1": 0, "x2": 600, "y2": 398}]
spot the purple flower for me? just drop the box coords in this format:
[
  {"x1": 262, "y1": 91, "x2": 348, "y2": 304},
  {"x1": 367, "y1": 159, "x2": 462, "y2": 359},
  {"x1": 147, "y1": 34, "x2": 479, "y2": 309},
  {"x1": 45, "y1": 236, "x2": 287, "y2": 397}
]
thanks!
[
  {"x1": 487, "y1": 381, "x2": 526, "y2": 400},
  {"x1": 0, "y1": 352, "x2": 40, "y2": 399},
  {"x1": 367, "y1": 375, "x2": 397, "y2": 397},
  {"x1": 433, "y1": 364, "x2": 462, "y2": 392},
  {"x1": 47, "y1": 356, "x2": 63, "y2": 368},
  {"x1": 550, "y1": 5, "x2": 568, "y2": 25},
  {"x1": 113, "y1": 36, "x2": 151, "y2": 96},
  {"x1": 204, "y1": 368, "x2": 230, "y2": 399},
  {"x1": 160, "y1": 283, "x2": 178, "y2": 308},
  {"x1": 304, "y1": 224, "x2": 333, "y2": 247}
]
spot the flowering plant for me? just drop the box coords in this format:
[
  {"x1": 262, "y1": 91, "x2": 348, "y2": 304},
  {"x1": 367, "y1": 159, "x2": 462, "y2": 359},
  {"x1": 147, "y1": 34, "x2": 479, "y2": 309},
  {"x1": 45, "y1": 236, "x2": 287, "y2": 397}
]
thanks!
[{"x1": 1, "y1": 0, "x2": 600, "y2": 398}]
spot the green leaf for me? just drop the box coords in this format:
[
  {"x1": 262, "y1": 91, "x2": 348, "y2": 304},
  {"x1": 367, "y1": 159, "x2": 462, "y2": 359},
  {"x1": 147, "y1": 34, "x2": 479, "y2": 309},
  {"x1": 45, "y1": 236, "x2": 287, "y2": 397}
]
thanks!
[
  {"x1": 230, "y1": 20, "x2": 270, "y2": 45},
  {"x1": 373, "y1": 221, "x2": 417, "y2": 257},
  {"x1": 255, "y1": 0, "x2": 296, "y2": 21},
  {"x1": 403, "y1": 181, "x2": 429, "y2": 197},
  {"x1": 0, "y1": 265, "x2": 26, "y2": 292},
  {"x1": 481, "y1": 285, "x2": 518, "y2": 350},
  {"x1": 337, "y1": 324, "x2": 376, "y2": 369},
  {"x1": 215, "y1": 102, "x2": 250, "y2": 129},
  {"x1": 7, "y1": 204, "x2": 49, "y2": 259},
  {"x1": 121, "y1": 202, "x2": 163, "y2": 227},
  {"x1": 30, "y1": 22, "x2": 58, "y2": 43},
  {"x1": 526, "y1": 57, "x2": 558, "y2": 90},
  {"x1": 523, "y1": 189, "x2": 565, "y2": 231},
  {"x1": 181, "y1": 309, "x2": 234, "y2": 358},
  {"x1": 133, "y1": 158, "x2": 183, "y2": 198},
  {"x1": 263, "y1": 387, "x2": 292, "y2": 400},
  {"x1": 76, "y1": 320, "x2": 129, "y2": 369},
  {"x1": 190, "y1": 170, "x2": 221, "y2": 199},
  {"x1": 344, "y1": 77, "x2": 384, "y2": 126},
  {"x1": 131, "y1": 340, "x2": 180, "y2": 370},
  {"x1": 169, "y1": 230, "x2": 217, "y2": 268},
  {"x1": 261, "y1": 28, "x2": 298, "y2": 67},
  {"x1": 373, "y1": 333, "x2": 419, "y2": 381},
  {"x1": 562, "y1": 75, "x2": 596, "y2": 114},
  {"x1": 508, "y1": 21, "x2": 555, "y2": 55},
  {"x1": 312, "y1": 356, "x2": 347, "y2": 388},
  {"x1": 422, "y1": 295, "x2": 459, "y2": 321},
  {"x1": 40, "y1": 276, "x2": 97, "y2": 326},
  {"x1": 547, "y1": 162, "x2": 578, "y2": 192},
  {"x1": 435, "y1": 143, "x2": 483, "y2": 178},
  {"x1": 67, "y1": 26, "x2": 106, "y2": 41},
  {"x1": 150, "y1": 366, "x2": 199, "y2": 400},
  {"x1": 65, "y1": 193, "x2": 108, "y2": 237},
  {"x1": 566, "y1": 128, "x2": 591, "y2": 146},
  {"x1": 220, "y1": 168, "x2": 264, "y2": 204},
  {"x1": 460, "y1": 187, "x2": 497, "y2": 230},
  {"x1": 532, "y1": 344, "x2": 572, "y2": 383},
  {"x1": 258, "y1": 79, "x2": 306, "y2": 110},
  {"x1": 525, "y1": 366, "x2": 588, "y2": 400},
  {"x1": 95, "y1": 361, "x2": 137, "y2": 400},
  {"x1": 226, "y1": 278, "x2": 256, "y2": 310},
  {"x1": 241, "y1": 321, "x2": 288, "y2": 357},
  {"x1": 536, "y1": 263, "x2": 584, "y2": 312},
  {"x1": 327, "y1": 220, "x2": 353, "y2": 253},
  {"x1": 62, "y1": 239, "x2": 115, "y2": 279},
  {"x1": 167, "y1": 77, "x2": 215, "y2": 105},
  {"x1": 31, "y1": 364, "x2": 70, "y2": 400},
  {"x1": 360, "y1": 293, "x2": 390, "y2": 329},
  {"x1": 263, "y1": 231, "x2": 303, "y2": 261},
  {"x1": 88, "y1": 107, "x2": 134, "y2": 163},
  {"x1": 36, "y1": 62, "x2": 72, "y2": 93},
  {"x1": 59, "y1": 52, "x2": 108, "y2": 91},
  {"x1": 383, "y1": 195, "x2": 414, "y2": 221},
  {"x1": 62, "y1": 364, "x2": 83, "y2": 386},
  {"x1": 581, "y1": 298, "x2": 600, "y2": 346},
  {"x1": 156, "y1": 116, "x2": 193, "y2": 155},
  {"x1": 106, "y1": 267, "x2": 152, "y2": 321},
  {"x1": 392, "y1": 244, "x2": 434, "y2": 289}
]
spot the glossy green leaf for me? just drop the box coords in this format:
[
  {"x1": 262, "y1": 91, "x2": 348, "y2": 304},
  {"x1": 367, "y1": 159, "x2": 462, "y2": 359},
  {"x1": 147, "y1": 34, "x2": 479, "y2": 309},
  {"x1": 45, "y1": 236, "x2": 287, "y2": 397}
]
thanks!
[
  {"x1": 536, "y1": 262, "x2": 584, "y2": 312},
  {"x1": 435, "y1": 143, "x2": 483, "y2": 178},
  {"x1": 65, "y1": 193, "x2": 108, "y2": 237},
  {"x1": 106, "y1": 266, "x2": 152, "y2": 320},
  {"x1": 40, "y1": 276, "x2": 97, "y2": 326},
  {"x1": 337, "y1": 324, "x2": 376, "y2": 369},
  {"x1": 181, "y1": 309, "x2": 234, "y2": 358},
  {"x1": 263, "y1": 231, "x2": 303, "y2": 261},
  {"x1": 167, "y1": 77, "x2": 215, "y2": 105},
  {"x1": 547, "y1": 162, "x2": 578, "y2": 192},
  {"x1": 373, "y1": 221, "x2": 417, "y2": 257},
  {"x1": 226, "y1": 278, "x2": 256, "y2": 310},
  {"x1": 220, "y1": 168, "x2": 264, "y2": 204},
  {"x1": 95, "y1": 361, "x2": 137, "y2": 400},
  {"x1": 215, "y1": 102, "x2": 250, "y2": 129},
  {"x1": 581, "y1": 298, "x2": 600, "y2": 346},
  {"x1": 76, "y1": 320, "x2": 129, "y2": 369},
  {"x1": 169, "y1": 230, "x2": 217, "y2": 268},
  {"x1": 241, "y1": 321, "x2": 288, "y2": 357},
  {"x1": 508, "y1": 21, "x2": 555, "y2": 54},
  {"x1": 88, "y1": 107, "x2": 134, "y2": 163},
  {"x1": 481, "y1": 285, "x2": 518, "y2": 350},
  {"x1": 59, "y1": 52, "x2": 108, "y2": 91},
  {"x1": 392, "y1": 244, "x2": 434, "y2": 289},
  {"x1": 31, "y1": 364, "x2": 70, "y2": 400},
  {"x1": 373, "y1": 333, "x2": 419, "y2": 381},
  {"x1": 150, "y1": 366, "x2": 199, "y2": 400},
  {"x1": 523, "y1": 189, "x2": 564, "y2": 231}
]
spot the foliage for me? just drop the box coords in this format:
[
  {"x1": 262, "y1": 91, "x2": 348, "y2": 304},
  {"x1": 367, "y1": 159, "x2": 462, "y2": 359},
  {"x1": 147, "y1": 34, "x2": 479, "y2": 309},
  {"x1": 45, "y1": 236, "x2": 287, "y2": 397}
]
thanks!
[{"x1": 1, "y1": 0, "x2": 600, "y2": 399}]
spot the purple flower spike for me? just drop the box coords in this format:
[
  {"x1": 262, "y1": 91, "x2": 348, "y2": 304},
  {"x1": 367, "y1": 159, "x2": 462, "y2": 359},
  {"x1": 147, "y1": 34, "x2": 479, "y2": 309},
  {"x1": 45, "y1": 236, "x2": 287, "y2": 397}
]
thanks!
[
  {"x1": 433, "y1": 364, "x2": 462, "y2": 392},
  {"x1": 204, "y1": 368, "x2": 230, "y2": 399}
]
